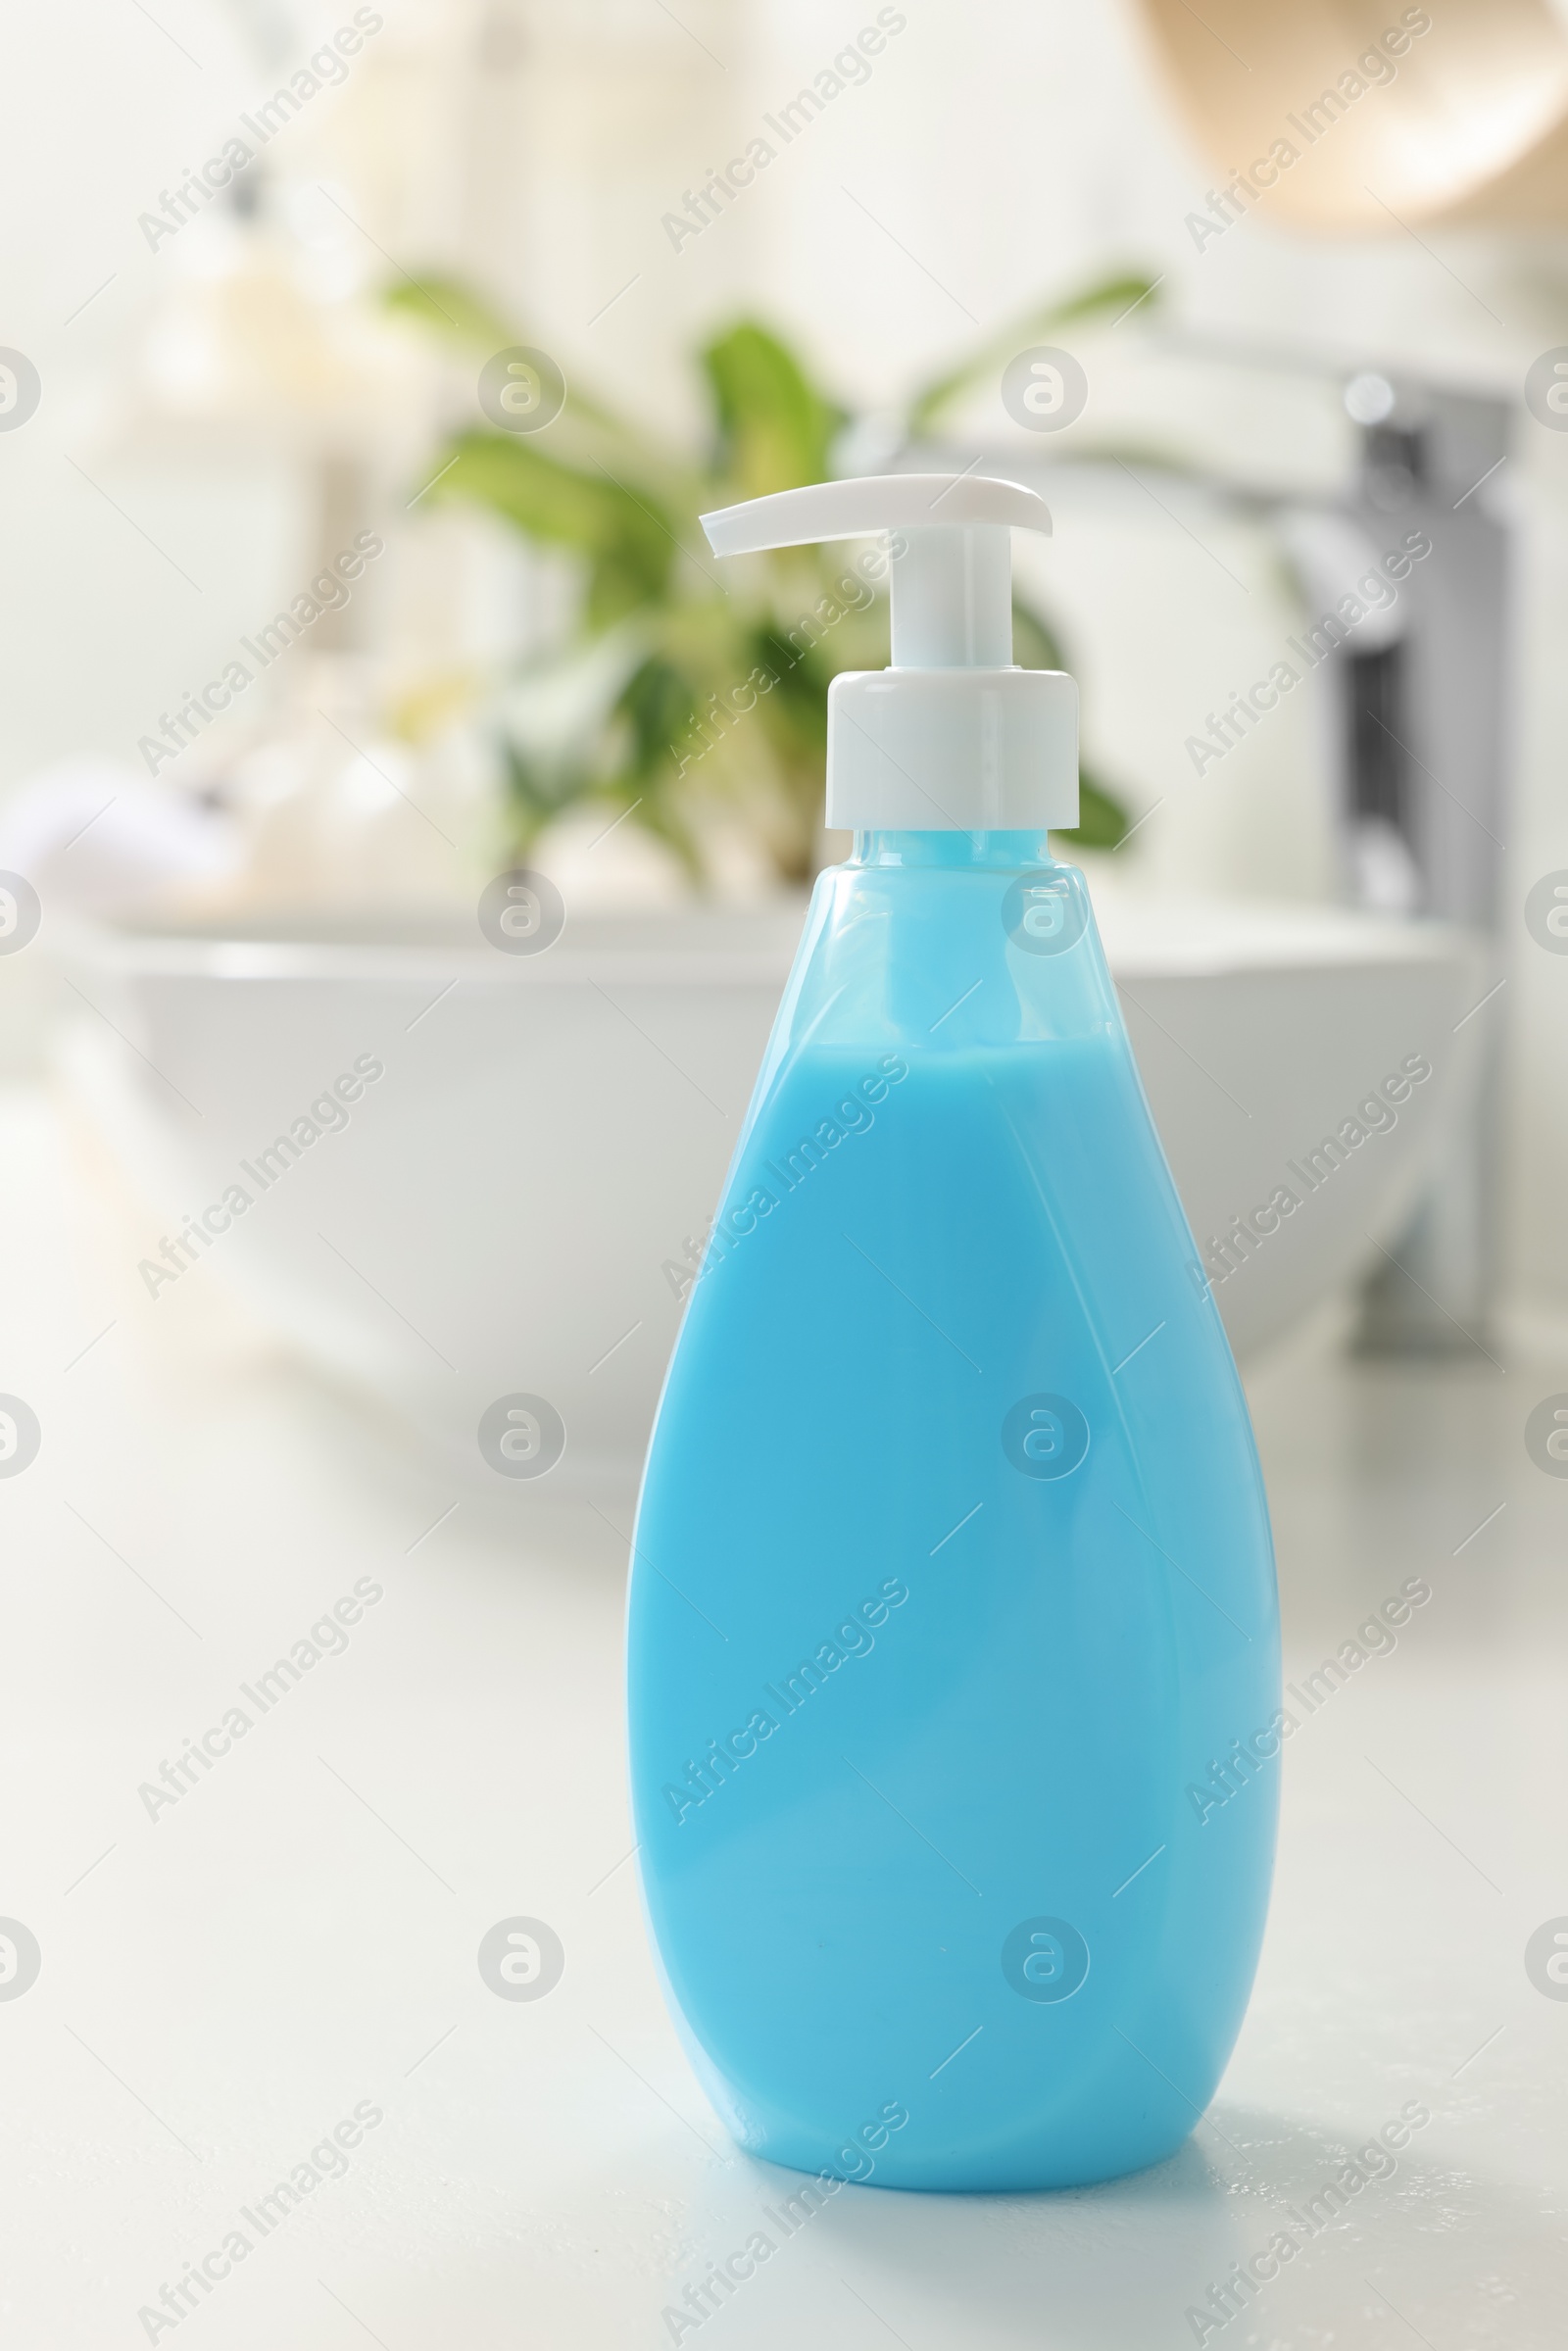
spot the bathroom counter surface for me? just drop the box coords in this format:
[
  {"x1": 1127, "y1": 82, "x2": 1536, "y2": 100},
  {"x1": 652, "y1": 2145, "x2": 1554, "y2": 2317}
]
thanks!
[{"x1": 5, "y1": 1087, "x2": 1562, "y2": 2350}]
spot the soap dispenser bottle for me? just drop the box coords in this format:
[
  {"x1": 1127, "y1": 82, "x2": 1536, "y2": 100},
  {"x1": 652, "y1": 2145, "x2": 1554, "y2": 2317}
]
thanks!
[{"x1": 625, "y1": 476, "x2": 1279, "y2": 2191}]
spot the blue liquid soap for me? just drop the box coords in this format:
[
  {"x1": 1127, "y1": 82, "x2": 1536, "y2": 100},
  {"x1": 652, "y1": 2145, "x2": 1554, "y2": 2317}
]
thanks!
[{"x1": 627, "y1": 831, "x2": 1279, "y2": 2192}]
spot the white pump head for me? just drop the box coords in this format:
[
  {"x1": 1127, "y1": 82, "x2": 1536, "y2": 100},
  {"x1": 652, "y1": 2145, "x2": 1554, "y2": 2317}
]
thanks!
[{"x1": 700, "y1": 473, "x2": 1079, "y2": 831}]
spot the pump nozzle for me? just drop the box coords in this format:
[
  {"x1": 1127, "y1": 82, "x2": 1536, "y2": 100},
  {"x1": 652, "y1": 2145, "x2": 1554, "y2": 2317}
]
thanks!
[{"x1": 699, "y1": 473, "x2": 1077, "y2": 832}]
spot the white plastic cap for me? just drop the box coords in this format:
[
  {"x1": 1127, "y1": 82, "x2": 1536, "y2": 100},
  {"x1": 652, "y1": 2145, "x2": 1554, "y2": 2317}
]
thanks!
[{"x1": 700, "y1": 473, "x2": 1079, "y2": 831}]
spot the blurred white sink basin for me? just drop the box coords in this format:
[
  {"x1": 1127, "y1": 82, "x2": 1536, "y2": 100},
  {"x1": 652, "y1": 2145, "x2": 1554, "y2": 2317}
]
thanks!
[{"x1": 56, "y1": 889, "x2": 1483, "y2": 1488}]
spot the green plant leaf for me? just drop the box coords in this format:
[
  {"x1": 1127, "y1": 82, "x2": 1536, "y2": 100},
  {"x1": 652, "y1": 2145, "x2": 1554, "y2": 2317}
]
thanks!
[
  {"x1": 394, "y1": 283, "x2": 1152, "y2": 887},
  {"x1": 384, "y1": 276, "x2": 643, "y2": 442},
  {"x1": 432, "y1": 431, "x2": 680, "y2": 625},
  {"x1": 702, "y1": 321, "x2": 845, "y2": 500},
  {"x1": 384, "y1": 274, "x2": 519, "y2": 352},
  {"x1": 1009, "y1": 601, "x2": 1065, "y2": 673},
  {"x1": 906, "y1": 269, "x2": 1162, "y2": 436},
  {"x1": 1059, "y1": 767, "x2": 1130, "y2": 851},
  {"x1": 750, "y1": 646, "x2": 828, "y2": 727},
  {"x1": 613, "y1": 652, "x2": 702, "y2": 777},
  {"x1": 496, "y1": 736, "x2": 592, "y2": 849}
]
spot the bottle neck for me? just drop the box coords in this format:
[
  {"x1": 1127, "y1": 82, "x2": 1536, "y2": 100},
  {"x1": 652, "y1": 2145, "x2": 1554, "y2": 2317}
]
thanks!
[{"x1": 849, "y1": 829, "x2": 1061, "y2": 870}]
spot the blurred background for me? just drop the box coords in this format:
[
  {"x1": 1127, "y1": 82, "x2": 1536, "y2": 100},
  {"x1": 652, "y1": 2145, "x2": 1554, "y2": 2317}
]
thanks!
[
  {"x1": 5, "y1": 4, "x2": 1568, "y2": 2344},
  {"x1": 4, "y1": 0, "x2": 1567, "y2": 1447}
]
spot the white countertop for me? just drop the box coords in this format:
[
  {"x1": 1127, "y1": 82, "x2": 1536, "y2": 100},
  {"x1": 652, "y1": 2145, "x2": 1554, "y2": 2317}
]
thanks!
[{"x1": 4, "y1": 1084, "x2": 1564, "y2": 2349}]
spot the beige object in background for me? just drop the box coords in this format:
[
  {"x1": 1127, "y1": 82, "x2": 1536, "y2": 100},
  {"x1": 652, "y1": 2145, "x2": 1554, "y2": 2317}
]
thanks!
[{"x1": 1136, "y1": 0, "x2": 1568, "y2": 229}]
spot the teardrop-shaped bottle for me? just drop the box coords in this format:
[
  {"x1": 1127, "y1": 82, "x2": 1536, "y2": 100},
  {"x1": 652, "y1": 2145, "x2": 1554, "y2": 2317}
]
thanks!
[{"x1": 625, "y1": 480, "x2": 1279, "y2": 2192}]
